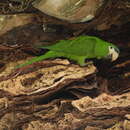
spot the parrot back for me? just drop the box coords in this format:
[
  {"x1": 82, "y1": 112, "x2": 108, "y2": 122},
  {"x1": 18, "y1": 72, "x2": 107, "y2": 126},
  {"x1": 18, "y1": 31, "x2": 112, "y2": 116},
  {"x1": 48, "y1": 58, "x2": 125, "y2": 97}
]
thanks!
[{"x1": 41, "y1": 36, "x2": 97, "y2": 57}]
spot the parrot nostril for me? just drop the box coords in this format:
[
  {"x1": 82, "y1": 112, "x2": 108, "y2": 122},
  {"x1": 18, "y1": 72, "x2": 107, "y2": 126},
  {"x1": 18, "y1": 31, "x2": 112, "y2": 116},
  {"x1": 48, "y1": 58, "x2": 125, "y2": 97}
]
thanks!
[{"x1": 115, "y1": 48, "x2": 120, "y2": 53}]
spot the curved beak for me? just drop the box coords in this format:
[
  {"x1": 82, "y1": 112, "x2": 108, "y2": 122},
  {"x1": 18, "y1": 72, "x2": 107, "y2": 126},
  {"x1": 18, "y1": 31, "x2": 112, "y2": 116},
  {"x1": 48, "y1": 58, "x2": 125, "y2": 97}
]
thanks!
[{"x1": 111, "y1": 48, "x2": 120, "y2": 61}]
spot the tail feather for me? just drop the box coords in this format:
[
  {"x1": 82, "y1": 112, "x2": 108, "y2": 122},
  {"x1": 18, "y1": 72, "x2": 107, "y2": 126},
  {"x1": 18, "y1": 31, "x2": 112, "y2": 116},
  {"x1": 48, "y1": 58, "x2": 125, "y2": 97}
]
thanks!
[{"x1": 16, "y1": 51, "x2": 57, "y2": 68}]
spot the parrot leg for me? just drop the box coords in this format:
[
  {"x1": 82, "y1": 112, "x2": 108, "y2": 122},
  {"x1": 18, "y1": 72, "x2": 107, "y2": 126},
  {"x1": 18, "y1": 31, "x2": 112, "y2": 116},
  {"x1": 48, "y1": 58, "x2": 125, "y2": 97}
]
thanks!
[
  {"x1": 85, "y1": 61, "x2": 94, "y2": 67},
  {"x1": 77, "y1": 57, "x2": 86, "y2": 66},
  {"x1": 77, "y1": 57, "x2": 94, "y2": 67}
]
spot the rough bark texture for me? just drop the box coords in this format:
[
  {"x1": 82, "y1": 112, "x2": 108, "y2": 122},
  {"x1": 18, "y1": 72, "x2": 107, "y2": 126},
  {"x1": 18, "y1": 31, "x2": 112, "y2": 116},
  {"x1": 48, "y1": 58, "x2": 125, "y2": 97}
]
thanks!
[{"x1": 0, "y1": 0, "x2": 130, "y2": 129}]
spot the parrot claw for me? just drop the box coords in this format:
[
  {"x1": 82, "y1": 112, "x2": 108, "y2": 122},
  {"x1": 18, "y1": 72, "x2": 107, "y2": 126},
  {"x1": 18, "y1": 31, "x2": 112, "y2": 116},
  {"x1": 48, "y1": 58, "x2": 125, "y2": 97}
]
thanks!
[{"x1": 85, "y1": 61, "x2": 94, "y2": 68}]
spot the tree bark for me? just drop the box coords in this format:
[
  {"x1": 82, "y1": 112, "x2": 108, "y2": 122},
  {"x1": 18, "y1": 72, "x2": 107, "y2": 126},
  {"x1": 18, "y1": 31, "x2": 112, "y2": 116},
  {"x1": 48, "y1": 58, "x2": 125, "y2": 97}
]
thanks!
[{"x1": 0, "y1": 0, "x2": 130, "y2": 129}]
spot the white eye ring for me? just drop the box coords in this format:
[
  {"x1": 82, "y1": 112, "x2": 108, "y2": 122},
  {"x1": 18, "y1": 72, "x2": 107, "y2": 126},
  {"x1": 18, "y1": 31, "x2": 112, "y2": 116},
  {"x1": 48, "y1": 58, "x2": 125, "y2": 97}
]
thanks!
[
  {"x1": 109, "y1": 46, "x2": 113, "y2": 49},
  {"x1": 108, "y1": 46, "x2": 119, "y2": 61}
]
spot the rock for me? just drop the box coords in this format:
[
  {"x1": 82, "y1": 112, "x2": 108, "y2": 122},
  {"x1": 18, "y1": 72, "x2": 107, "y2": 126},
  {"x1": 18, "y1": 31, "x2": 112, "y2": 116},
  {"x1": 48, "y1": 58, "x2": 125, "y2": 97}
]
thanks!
[{"x1": 33, "y1": 0, "x2": 104, "y2": 23}]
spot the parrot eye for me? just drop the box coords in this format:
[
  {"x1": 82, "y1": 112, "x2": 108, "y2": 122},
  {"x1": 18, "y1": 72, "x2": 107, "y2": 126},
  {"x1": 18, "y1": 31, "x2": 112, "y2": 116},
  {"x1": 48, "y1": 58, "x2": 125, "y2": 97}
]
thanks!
[
  {"x1": 109, "y1": 46, "x2": 120, "y2": 54},
  {"x1": 110, "y1": 46, "x2": 113, "y2": 49},
  {"x1": 108, "y1": 45, "x2": 119, "y2": 61},
  {"x1": 109, "y1": 46, "x2": 115, "y2": 51}
]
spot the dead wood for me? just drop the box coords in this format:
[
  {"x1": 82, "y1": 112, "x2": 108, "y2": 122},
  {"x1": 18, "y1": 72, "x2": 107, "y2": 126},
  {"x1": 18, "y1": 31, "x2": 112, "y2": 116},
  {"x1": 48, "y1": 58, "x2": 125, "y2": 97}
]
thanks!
[{"x1": 0, "y1": 0, "x2": 130, "y2": 130}]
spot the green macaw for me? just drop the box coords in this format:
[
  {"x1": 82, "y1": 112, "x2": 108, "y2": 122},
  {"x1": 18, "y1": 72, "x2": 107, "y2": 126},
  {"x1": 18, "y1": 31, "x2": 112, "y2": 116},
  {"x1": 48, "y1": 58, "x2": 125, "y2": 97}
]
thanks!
[{"x1": 17, "y1": 35, "x2": 120, "y2": 68}]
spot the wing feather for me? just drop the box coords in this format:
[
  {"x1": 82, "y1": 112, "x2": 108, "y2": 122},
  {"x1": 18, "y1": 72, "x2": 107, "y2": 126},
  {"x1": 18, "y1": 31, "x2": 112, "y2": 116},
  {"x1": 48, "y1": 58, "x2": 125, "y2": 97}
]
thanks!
[{"x1": 41, "y1": 36, "x2": 97, "y2": 56}]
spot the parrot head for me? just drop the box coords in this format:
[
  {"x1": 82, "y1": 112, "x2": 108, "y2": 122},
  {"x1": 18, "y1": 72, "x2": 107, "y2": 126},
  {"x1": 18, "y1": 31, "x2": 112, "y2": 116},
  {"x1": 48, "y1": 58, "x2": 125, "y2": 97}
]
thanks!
[{"x1": 107, "y1": 44, "x2": 120, "y2": 61}]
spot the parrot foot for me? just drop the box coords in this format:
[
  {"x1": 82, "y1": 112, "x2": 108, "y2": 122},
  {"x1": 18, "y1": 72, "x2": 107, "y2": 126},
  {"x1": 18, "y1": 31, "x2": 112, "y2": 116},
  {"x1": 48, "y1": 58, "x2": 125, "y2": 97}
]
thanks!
[
  {"x1": 85, "y1": 61, "x2": 94, "y2": 68},
  {"x1": 77, "y1": 58, "x2": 93, "y2": 67}
]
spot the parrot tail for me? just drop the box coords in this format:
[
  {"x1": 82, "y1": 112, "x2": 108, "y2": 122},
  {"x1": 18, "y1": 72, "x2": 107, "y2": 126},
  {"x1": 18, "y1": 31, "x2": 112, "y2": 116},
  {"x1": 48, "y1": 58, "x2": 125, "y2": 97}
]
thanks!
[{"x1": 16, "y1": 51, "x2": 59, "y2": 68}]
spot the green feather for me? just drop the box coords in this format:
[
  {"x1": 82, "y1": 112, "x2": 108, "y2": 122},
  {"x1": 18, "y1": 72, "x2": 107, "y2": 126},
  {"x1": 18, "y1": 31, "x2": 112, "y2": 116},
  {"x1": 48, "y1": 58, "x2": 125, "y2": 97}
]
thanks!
[{"x1": 16, "y1": 35, "x2": 119, "y2": 68}]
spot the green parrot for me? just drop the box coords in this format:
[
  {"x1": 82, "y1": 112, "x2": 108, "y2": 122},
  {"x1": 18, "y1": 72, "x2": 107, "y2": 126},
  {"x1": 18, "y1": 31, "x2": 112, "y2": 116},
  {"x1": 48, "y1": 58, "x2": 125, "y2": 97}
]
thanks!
[{"x1": 17, "y1": 35, "x2": 120, "y2": 68}]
